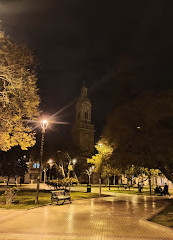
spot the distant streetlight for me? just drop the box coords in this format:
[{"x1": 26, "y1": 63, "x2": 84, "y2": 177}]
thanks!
[
  {"x1": 48, "y1": 159, "x2": 54, "y2": 180},
  {"x1": 48, "y1": 159, "x2": 53, "y2": 165},
  {"x1": 72, "y1": 158, "x2": 77, "y2": 165},
  {"x1": 71, "y1": 158, "x2": 77, "y2": 179},
  {"x1": 35, "y1": 120, "x2": 48, "y2": 204}
]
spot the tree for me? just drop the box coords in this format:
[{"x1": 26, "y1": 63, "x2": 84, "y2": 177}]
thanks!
[
  {"x1": 124, "y1": 165, "x2": 136, "y2": 189},
  {"x1": 103, "y1": 90, "x2": 173, "y2": 182},
  {"x1": 139, "y1": 168, "x2": 161, "y2": 195},
  {"x1": 57, "y1": 151, "x2": 71, "y2": 178},
  {"x1": 56, "y1": 150, "x2": 78, "y2": 181},
  {"x1": 14, "y1": 155, "x2": 28, "y2": 185},
  {"x1": 0, "y1": 26, "x2": 40, "y2": 151},
  {"x1": 101, "y1": 165, "x2": 120, "y2": 189},
  {"x1": 55, "y1": 143, "x2": 82, "y2": 180},
  {"x1": 0, "y1": 148, "x2": 28, "y2": 186},
  {"x1": 87, "y1": 138, "x2": 114, "y2": 196}
]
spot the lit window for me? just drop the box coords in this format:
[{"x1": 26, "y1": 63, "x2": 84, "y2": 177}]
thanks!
[
  {"x1": 33, "y1": 163, "x2": 36, "y2": 168},
  {"x1": 37, "y1": 163, "x2": 40, "y2": 168}
]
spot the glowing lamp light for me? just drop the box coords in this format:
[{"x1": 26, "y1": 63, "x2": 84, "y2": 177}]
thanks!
[
  {"x1": 72, "y1": 158, "x2": 77, "y2": 165},
  {"x1": 137, "y1": 126, "x2": 141, "y2": 129},
  {"x1": 48, "y1": 159, "x2": 53, "y2": 164},
  {"x1": 91, "y1": 165, "x2": 95, "y2": 170},
  {"x1": 48, "y1": 159, "x2": 53, "y2": 167},
  {"x1": 41, "y1": 120, "x2": 48, "y2": 130}
]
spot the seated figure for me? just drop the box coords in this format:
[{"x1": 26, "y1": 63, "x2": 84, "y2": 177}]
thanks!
[{"x1": 154, "y1": 186, "x2": 163, "y2": 195}]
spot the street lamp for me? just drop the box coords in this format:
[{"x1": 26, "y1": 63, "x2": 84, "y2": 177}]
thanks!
[
  {"x1": 86, "y1": 165, "x2": 94, "y2": 184},
  {"x1": 72, "y1": 158, "x2": 77, "y2": 165},
  {"x1": 35, "y1": 120, "x2": 48, "y2": 204},
  {"x1": 72, "y1": 158, "x2": 78, "y2": 179}
]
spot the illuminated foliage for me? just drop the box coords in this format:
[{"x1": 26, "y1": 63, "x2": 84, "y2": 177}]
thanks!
[
  {"x1": 0, "y1": 26, "x2": 40, "y2": 151},
  {"x1": 102, "y1": 165, "x2": 121, "y2": 182},
  {"x1": 87, "y1": 138, "x2": 114, "y2": 173}
]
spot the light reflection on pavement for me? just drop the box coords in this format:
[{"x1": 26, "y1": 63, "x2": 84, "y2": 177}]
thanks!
[{"x1": 0, "y1": 193, "x2": 172, "y2": 240}]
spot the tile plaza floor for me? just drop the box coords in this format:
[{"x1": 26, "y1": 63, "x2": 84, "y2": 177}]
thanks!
[{"x1": 0, "y1": 194, "x2": 172, "y2": 240}]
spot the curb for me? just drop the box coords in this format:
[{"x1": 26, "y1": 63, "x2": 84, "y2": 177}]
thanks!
[{"x1": 139, "y1": 203, "x2": 173, "y2": 236}]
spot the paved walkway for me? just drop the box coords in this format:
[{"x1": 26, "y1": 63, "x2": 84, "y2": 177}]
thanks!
[{"x1": 0, "y1": 194, "x2": 172, "y2": 240}]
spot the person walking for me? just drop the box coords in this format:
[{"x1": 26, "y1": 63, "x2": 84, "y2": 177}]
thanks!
[{"x1": 163, "y1": 183, "x2": 170, "y2": 196}]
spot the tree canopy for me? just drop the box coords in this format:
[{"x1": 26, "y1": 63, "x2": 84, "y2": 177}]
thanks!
[
  {"x1": 103, "y1": 90, "x2": 173, "y2": 182},
  {"x1": 0, "y1": 148, "x2": 28, "y2": 184},
  {"x1": 87, "y1": 138, "x2": 114, "y2": 174},
  {"x1": 0, "y1": 26, "x2": 40, "y2": 151}
]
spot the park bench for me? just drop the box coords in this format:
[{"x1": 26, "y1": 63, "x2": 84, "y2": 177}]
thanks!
[{"x1": 51, "y1": 189, "x2": 71, "y2": 205}]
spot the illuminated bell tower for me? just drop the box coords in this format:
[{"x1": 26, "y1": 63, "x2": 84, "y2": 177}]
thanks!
[{"x1": 72, "y1": 82, "x2": 95, "y2": 157}]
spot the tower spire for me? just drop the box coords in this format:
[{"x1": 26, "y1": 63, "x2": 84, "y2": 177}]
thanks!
[
  {"x1": 82, "y1": 79, "x2": 86, "y2": 87},
  {"x1": 81, "y1": 80, "x2": 88, "y2": 96}
]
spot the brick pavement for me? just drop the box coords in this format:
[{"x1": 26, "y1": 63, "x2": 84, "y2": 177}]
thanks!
[{"x1": 0, "y1": 195, "x2": 172, "y2": 240}]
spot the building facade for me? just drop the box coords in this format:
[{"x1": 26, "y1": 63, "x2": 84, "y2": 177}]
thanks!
[{"x1": 72, "y1": 83, "x2": 95, "y2": 158}]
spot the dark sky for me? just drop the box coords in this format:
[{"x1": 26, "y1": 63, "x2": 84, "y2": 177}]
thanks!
[{"x1": 0, "y1": 0, "x2": 173, "y2": 156}]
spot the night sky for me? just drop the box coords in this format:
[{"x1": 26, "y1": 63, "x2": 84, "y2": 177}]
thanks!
[{"x1": 0, "y1": 0, "x2": 173, "y2": 157}]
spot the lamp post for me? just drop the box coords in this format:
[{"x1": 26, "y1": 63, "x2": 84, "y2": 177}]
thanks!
[
  {"x1": 72, "y1": 158, "x2": 78, "y2": 180},
  {"x1": 86, "y1": 165, "x2": 94, "y2": 184},
  {"x1": 43, "y1": 168, "x2": 48, "y2": 183},
  {"x1": 35, "y1": 120, "x2": 48, "y2": 204},
  {"x1": 48, "y1": 159, "x2": 53, "y2": 181}
]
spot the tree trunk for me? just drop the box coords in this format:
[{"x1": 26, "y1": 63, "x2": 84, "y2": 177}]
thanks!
[
  {"x1": 148, "y1": 176, "x2": 152, "y2": 195},
  {"x1": 99, "y1": 174, "x2": 101, "y2": 197},
  {"x1": 141, "y1": 175, "x2": 144, "y2": 185},
  {"x1": 89, "y1": 175, "x2": 91, "y2": 184},
  {"x1": 127, "y1": 180, "x2": 130, "y2": 190},
  {"x1": 108, "y1": 178, "x2": 110, "y2": 190},
  {"x1": 113, "y1": 175, "x2": 115, "y2": 185},
  {"x1": 44, "y1": 170, "x2": 46, "y2": 183},
  {"x1": 6, "y1": 176, "x2": 9, "y2": 187},
  {"x1": 155, "y1": 176, "x2": 157, "y2": 186},
  {"x1": 15, "y1": 176, "x2": 17, "y2": 186}
]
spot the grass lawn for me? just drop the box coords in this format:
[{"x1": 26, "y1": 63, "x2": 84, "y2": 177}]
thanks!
[
  {"x1": 0, "y1": 189, "x2": 99, "y2": 209},
  {"x1": 150, "y1": 201, "x2": 173, "y2": 228},
  {"x1": 76, "y1": 185, "x2": 154, "y2": 195},
  {"x1": 105, "y1": 188, "x2": 153, "y2": 195},
  {"x1": 109, "y1": 190, "x2": 151, "y2": 195}
]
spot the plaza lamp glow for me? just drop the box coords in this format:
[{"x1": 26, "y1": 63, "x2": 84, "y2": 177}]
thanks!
[
  {"x1": 48, "y1": 158, "x2": 53, "y2": 166},
  {"x1": 72, "y1": 158, "x2": 77, "y2": 165}
]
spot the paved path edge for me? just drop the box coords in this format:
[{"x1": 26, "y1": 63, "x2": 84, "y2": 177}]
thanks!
[{"x1": 139, "y1": 203, "x2": 173, "y2": 236}]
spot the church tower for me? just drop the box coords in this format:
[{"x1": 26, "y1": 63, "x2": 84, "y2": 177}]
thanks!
[{"x1": 72, "y1": 82, "x2": 95, "y2": 157}]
